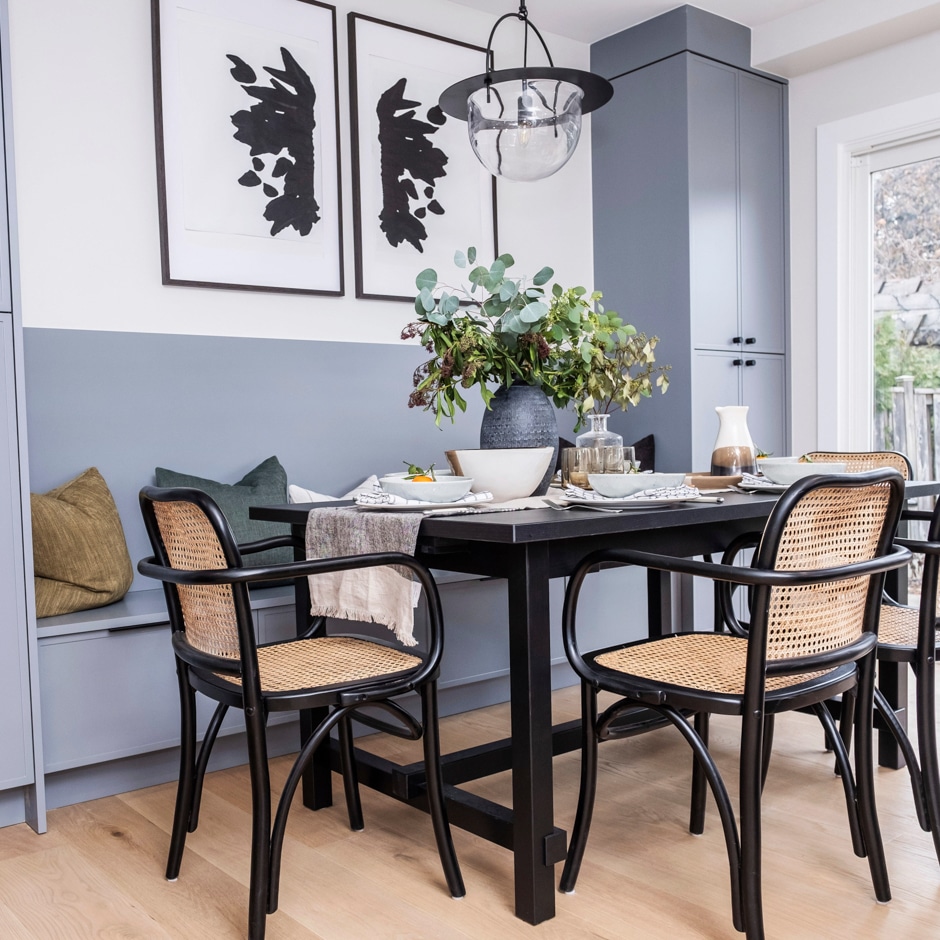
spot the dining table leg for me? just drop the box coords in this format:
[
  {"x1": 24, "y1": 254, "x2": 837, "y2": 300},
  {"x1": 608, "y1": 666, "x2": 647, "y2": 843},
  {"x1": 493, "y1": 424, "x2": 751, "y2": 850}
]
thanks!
[
  {"x1": 505, "y1": 542, "x2": 565, "y2": 924},
  {"x1": 290, "y1": 522, "x2": 334, "y2": 810}
]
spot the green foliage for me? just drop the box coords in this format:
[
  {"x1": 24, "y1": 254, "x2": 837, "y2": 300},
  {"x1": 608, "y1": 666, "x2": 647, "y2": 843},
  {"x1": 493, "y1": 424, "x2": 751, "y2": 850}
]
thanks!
[
  {"x1": 874, "y1": 316, "x2": 940, "y2": 412},
  {"x1": 402, "y1": 248, "x2": 670, "y2": 429}
]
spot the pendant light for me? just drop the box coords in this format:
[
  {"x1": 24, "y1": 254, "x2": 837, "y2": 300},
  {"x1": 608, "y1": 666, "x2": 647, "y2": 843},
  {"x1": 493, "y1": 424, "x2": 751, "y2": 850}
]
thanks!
[{"x1": 439, "y1": 2, "x2": 613, "y2": 182}]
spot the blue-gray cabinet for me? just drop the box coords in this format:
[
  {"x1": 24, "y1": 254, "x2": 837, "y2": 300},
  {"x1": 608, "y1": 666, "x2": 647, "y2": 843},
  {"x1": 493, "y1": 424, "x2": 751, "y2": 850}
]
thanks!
[
  {"x1": 0, "y1": 0, "x2": 43, "y2": 830},
  {"x1": 591, "y1": 6, "x2": 789, "y2": 472}
]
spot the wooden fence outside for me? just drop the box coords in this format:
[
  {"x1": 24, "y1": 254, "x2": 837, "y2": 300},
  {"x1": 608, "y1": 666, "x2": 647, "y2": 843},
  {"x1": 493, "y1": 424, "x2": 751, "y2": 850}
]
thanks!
[{"x1": 875, "y1": 374, "x2": 940, "y2": 481}]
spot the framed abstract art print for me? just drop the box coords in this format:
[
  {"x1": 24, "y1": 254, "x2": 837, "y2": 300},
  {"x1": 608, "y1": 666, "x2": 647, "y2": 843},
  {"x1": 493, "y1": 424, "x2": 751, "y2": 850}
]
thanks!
[
  {"x1": 348, "y1": 14, "x2": 498, "y2": 301},
  {"x1": 152, "y1": 0, "x2": 343, "y2": 294}
]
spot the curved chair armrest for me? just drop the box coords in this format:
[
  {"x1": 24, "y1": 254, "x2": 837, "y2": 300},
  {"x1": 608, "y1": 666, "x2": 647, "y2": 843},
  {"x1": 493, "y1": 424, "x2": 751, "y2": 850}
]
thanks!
[
  {"x1": 142, "y1": 549, "x2": 448, "y2": 683},
  {"x1": 575, "y1": 544, "x2": 911, "y2": 589},
  {"x1": 895, "y1": 536, "x2": 940, "y2": 556},
  {"x1": 561, "y1": 544, "x2": 910, "y2": 685},
  {"x1": 237, "y1": 534, "x2": 304, "y2": 555},
  {"x1": 139, "y1": 549, "x2": 437, "y2": 588}
]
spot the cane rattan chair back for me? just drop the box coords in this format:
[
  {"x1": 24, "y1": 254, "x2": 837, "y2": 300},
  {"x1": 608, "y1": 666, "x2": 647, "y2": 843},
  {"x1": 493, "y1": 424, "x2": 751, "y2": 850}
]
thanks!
[
  {"x1": 560, "y1": 470, "x2": 909, "y2": 940},
  {"x1": 803, "y1": 451, "x2": 911, "y2": 479},
  {"x1": 139, "y1": 486, "x2": 464, "y2": 940}
]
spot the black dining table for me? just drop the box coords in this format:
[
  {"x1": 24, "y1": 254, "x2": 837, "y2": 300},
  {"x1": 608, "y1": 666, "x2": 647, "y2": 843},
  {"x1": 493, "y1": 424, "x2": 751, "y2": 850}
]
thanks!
[{"x1": 252, "y1": 480, "x2": 939, "y2": 925}]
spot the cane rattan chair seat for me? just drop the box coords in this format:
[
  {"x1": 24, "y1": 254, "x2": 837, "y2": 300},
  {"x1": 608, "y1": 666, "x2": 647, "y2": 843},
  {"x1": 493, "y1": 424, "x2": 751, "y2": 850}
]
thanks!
[
  {"x1": 594, "y1": 633, "x2": 829, "y2": 697},
  {"x1": 212, "y1": 636, "x2": 422, "y2": 693},
  {"x1": 560, "y1": 470, "x2": 909, "y2": 940},
  {"x1": 138, "y1": 486, "x2": 464, "y2": 940},
  {"x1": 878, "y1": 603, "x2": 940, "y2": 650}
]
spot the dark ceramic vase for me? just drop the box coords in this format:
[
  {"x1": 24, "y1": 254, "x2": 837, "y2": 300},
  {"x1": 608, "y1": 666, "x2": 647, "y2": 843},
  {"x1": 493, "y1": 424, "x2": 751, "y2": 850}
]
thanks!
[{"x1": 479, "y1": 382, "x2": 558, "y2": 495}]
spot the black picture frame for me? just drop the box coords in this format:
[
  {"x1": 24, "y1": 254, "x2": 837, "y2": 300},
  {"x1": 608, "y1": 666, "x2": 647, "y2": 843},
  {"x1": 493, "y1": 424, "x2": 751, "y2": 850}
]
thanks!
[
  {"x1": 348, "y1": 13, "x2": 498, "y2": 302},
  {"x1": 151, "y1": 0, "x2": 343, "y2": 295}
]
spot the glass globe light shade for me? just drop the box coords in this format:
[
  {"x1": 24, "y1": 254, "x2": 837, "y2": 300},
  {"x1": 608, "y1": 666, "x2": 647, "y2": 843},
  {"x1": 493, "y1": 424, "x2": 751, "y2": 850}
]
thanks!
[{"x1": 467, "y1": 78, "x2": 583, "y2": 182}]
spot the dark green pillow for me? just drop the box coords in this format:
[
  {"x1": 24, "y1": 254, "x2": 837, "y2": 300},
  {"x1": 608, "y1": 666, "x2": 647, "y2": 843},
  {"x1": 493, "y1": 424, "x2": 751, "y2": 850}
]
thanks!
[{"x1": 154, "y1": 456, "x2": 291, "y2": 564}]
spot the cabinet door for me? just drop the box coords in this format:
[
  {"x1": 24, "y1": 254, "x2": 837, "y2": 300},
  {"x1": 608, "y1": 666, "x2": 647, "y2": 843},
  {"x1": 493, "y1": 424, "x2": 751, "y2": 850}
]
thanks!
[
  {"x1": 0, "y1": 314, "x2": 31, "y2": 788},
  {"x1": 688, "y1": 57, "x2": 740, "y2": 351},
  {"x1": 742, "y1": 354, "x2": 788, "y2": 460},
  {"x1": 739, "y1": 73, "x2": 786, "y2": 354},
  {"x1": 691, "y1": 350, "x2": 742, "y2": 471}
]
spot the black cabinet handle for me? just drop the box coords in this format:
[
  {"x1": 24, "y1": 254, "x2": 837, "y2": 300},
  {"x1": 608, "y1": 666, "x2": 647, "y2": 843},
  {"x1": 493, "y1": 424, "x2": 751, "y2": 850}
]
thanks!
[
  {"x1": 732, "y1": 336, "x2": 743, "y2": 344},
  {"x1": 733, "y1": 359, "x2": 744, "y2": 366},
  {"x1": 745, "y1": 337, "x2": 757, "y2": 344},
  {"x1": 745, "y1": 359, "x2": 756, "y2": 366}
]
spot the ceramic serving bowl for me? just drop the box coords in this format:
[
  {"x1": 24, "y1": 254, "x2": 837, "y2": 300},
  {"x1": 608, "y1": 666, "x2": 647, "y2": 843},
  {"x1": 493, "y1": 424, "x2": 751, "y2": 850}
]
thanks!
[
  {"x1": 378, "y1": 474, "x2": 473, "y2": 502},
  {"x1": 445, "y1": 447, "x2": 554, "y2": 502},
  {"x1": 758, "y1": 457, "x2": 847, "y2": 485},
  {"x1": 586, "y1": 472, "x2": 686, "y2": 498}
]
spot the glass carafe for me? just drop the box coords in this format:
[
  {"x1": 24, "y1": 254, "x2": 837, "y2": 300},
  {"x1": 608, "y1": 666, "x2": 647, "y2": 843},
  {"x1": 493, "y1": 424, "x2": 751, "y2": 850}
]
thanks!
[{"x1": 576, "y1": 413, "x2": 625, "y2": 473}]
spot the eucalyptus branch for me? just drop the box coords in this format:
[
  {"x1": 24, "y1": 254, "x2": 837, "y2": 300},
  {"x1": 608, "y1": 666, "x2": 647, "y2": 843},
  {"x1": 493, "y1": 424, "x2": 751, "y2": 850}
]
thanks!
[{"x1": 401, "y1": 248, "x2": 669, "y2": 430}]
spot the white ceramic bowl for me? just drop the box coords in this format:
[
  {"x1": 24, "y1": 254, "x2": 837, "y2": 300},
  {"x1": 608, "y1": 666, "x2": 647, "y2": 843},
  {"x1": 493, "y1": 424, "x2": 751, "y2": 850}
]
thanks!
[
  {"x1": 759, "y1": 457, "x2": 847, "y2": 485},
  {"x1": 378, "y1": 474, "x2": 473, "y2": 503},
  {"x1": 445, "y1": 447, "x2": 554, "y2": 502},
  {"x1": 587, "y1": 472, "x2": 686, "y2": 498}
]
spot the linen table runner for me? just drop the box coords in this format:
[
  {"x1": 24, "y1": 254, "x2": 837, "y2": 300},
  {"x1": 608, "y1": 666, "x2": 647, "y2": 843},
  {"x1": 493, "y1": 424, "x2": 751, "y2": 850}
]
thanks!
[{"x1": 305, "y1": 507, "x2": 423, "y2": 646}]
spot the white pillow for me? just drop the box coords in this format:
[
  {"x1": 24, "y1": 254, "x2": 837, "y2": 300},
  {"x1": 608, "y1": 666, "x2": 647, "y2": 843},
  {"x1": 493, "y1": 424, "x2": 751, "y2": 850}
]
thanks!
[{"x1": 288, "y1": 475, "x2": 378, "y2": 503}]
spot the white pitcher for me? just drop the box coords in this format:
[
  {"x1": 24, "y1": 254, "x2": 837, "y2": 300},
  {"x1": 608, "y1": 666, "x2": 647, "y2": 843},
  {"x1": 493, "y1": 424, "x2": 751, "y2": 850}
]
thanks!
[{"x1": 710, "y1": 405, "x2": 757, "y2": 476}]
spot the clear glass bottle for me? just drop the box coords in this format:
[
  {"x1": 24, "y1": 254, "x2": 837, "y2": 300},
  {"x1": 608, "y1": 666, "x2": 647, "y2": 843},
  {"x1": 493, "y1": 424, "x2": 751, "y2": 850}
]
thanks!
[{"x1": 576, "y1": 413, "x2": 625, "y2": 474}]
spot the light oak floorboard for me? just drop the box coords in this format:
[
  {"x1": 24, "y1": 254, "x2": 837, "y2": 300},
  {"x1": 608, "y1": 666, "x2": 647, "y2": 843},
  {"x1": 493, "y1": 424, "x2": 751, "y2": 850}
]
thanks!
[{"x1": 1, "y1": 686, "x2": 939, "y2": 937}]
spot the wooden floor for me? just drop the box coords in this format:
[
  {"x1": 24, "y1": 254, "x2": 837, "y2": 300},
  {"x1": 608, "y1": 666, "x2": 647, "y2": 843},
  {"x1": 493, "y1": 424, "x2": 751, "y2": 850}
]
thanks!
[{"x1": 2, "y1": 686, "x2": 940, "y2": 939}]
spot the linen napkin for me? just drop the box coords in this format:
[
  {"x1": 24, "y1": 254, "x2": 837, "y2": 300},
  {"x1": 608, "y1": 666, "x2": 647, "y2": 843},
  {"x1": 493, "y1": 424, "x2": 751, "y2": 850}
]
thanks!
[
  {"x1": 563, "y1": 483, "x2": 700, "y2": 501},
  {"x1": 305, "y1": 507, "x2": 423, "y2": 646},
  {"x1": 354, "y1": 483, "x2": 493, "y2": 508},
  {"x1": 738, "y1": 473, "x2": 781, "y2": 490}
]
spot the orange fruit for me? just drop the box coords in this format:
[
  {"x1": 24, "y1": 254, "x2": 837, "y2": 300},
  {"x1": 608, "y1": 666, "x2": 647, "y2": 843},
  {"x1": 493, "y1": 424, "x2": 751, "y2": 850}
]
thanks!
[{"x1": 412, "y1": 474, "x2": 433, "y2": 482}]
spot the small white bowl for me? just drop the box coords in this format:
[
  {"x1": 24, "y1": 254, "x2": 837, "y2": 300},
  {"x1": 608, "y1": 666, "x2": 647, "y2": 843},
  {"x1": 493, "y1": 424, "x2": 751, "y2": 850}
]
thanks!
[
  {"x1": 587, "y1": 472, "x2": 686, "y2": 498},
  {"x1": 445, "y1": 447, "x2": 554, "y2": 502},
  {"x1": 759, "y1": 457, "x2": 847, "y2": 486},
  {"x1": 378, "y1": 475, "x2": 473, "y2": 503}
]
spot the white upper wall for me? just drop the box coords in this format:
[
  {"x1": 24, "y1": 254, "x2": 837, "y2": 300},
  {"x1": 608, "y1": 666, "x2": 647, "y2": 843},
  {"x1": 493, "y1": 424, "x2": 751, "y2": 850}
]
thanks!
[
  {"x1": 785, "y1": 25, "x2": 940, "y2": 452},
  {"x1": 6, "y1": 0, "x2": 594, "y2": 344}
]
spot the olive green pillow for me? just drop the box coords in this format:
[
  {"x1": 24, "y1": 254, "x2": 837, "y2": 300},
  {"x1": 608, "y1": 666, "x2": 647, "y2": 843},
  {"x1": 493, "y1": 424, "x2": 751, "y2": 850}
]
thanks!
[
  {"x1": 153, "y1": 455, "x2": 291, "y2": 564},
  {"x1": 31, "y1": 467, "x2": 134, "y2": 618}
]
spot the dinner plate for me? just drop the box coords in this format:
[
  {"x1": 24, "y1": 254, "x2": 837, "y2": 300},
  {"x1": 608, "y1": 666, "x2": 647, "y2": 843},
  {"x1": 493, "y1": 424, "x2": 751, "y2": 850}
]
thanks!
[
  {"x1": 559, "y1": 494, "x2": 701, "y2": 508},
  {"x1": 355, "y1": 496, "x2": 494, "y2": 511}
]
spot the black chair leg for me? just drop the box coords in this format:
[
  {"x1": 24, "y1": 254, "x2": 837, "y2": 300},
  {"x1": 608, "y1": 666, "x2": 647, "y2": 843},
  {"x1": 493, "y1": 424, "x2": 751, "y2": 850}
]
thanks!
[
  {"x1": 739, "y1": 703, "x2": 765, "y2": 939},
  {"x1": 760, "y1": 715, "x2": 774, "y2": 791},
  {"x1": 690, "y1": 712, "x2": 709, "y2": 834},
  {"x1": 244, "y1": 705, "x2": 272, "y2": 940},
  {"x1": 189, "y1": 701, "x2": 228, "y2": 832},
  {"x1": 559, "y1": 681, "x2": 599, "y2": 894},
  {"x1": 855, "y1": 656, "x2": 891, "y2": 902},
  {"x1": 420, "y1": 681, "x2": 465, "y2": 898},
  {"x1": 813, "y1": 702, "x2": 865, "y2": 856},
  {"x1": 914, "y1": 658, "x2": 940, "y2": 864},
  {"x1": 337, "y1": 714, "x2": 364, "y2": 831},
  {"x1": 167, "y1": 672, "x2": 197, "y2": 881},
  {"x1": 873, "y1": 684, "x2": 930, "y2": 830}
]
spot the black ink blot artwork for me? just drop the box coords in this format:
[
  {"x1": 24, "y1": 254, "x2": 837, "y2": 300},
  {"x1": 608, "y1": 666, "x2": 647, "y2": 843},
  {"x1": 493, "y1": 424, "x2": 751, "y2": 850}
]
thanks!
[
  {"x1": 227, "y1": 47, "x2": 319, "y2": 237},
  {"x1": 376, "y1": 77, "x2": 448, "y2": 252}
]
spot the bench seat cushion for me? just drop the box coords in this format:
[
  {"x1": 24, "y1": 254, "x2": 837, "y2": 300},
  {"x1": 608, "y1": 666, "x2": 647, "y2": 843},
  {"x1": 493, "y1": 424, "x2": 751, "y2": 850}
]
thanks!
[{"x1": 32, "y1": 467, "x2": 134, "y2": 618}]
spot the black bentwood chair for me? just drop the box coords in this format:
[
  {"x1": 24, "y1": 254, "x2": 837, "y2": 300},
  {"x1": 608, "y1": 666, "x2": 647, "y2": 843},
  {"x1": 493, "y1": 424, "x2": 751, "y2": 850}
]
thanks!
[
  {"x1": 879, "y1": 497, "x2": 940, "y2": 863},
  {"x1": 559, "y1": 470, "x2": 909, "y2": 940},
  {"x1": 717, "y1": 451, "x2": 937, "y2": 845},
  {"x1": 138, "y1": 486, "x2": 464, "y2": 940}
]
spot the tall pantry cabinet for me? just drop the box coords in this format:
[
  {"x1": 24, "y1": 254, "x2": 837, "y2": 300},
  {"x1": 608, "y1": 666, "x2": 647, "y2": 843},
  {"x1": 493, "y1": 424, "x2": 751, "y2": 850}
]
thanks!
[
  {"x1": 0, "y1": 0, "x2": 45, "y2": 831},
  {"x1": 590, "y1": 6, "x2": 789, "y2": 472}
]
